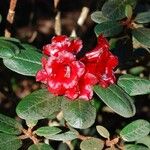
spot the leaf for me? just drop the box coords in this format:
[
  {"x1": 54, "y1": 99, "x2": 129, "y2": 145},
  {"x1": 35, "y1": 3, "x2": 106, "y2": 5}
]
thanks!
[
  {"x1": 94, "y1": 84, "x2": 136, "y2": 118},
  {"x1": 0, "y1": 37, "x2": 20, "y2": 43},
  {"x1": 136, "y1": 136, "x2": 150, "y2": 149},
  {"x1": 120, "y1": 119, "x2": 150, "y2": 142},
  {"x1": 135, "y1": 11, "x2": 150, "y2": 24},
  {"x1": 0, "y1": 114, "x2": 22, "y2": 135},
  {"x1": 132, "y1": 28, "x2": 150, "y2": 47},
  {"x1": 35, "y1": 126, "x2": 62, "y2": 137},
  {"x1": 28, "y1": 143, "x2": 54, "y2": 150},
  {"x1": 16, "y1": 89, "x2": 62, "y2": 120},
  {"x1": 21, "y1": 44, "x2": 40, "y2": 52},
  {"x1": 118, "y1": 74, "x2": 150, "y2": 96},
  {"x1": 91, "y1": 11, "x2": 108, "y2": 24},
  {"x1": 0, "y1": 40, "x2": 19, "y2": 58},
  {"x1": 80, "y1": 138, "x2": 104, "y2": 150},
  {"x1": 125, "y1": 5, "x2": 133, "y2": 19},
  {"x1": 0, "y1": 14, "x2": 2, "y2": 23},
  {"x1": 125, "y1": 144, "x2": 149, "y2": 150},
  {"x1": 125, "y1": 0, "x2": 137, "y2": 8},
  {"x1": 94, "y1": 21, "x2": 123, "y2": 37},
  {"x1": 129, "y1": 66, "x2": 145, "y2": 75},
  {"x1": 0, "y1": 133, "x2": 22, "y2": 150},
  {"x1": 3, "y1": 48, "x2": 42, "y2": 76},
  {"x1": 3, "y1": 47, "x2": 42, "y2": 76},
  {"x1": 61, "y1": 98, "x2": 96, "y2": 129},
  {"x1": 26, "y1": 120, "x2": 38, "y2": 128},
  {"x1": 96, "y1": 125, "x2": 110, "y2": 139},
  {"x1": 46, "y1": 131, "x2": 77, "y2": 141},
  {"x1": 102, "y1": 0, "x2": 126, "y2": 20}
]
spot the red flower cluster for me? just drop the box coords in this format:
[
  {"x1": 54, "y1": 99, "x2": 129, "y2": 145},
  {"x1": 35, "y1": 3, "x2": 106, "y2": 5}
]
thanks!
[{"x1": 36, "y1": 35, "x2": 118, "y2": 100}]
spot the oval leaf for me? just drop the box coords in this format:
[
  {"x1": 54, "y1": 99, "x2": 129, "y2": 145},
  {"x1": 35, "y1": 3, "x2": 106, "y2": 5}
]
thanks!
[
  {"x1": 132, "y1": 27, "x2": 150, "y2": 47},
  {"x1": 0, "y1": 114, "x2": 22, "y2": 135},
  {"x1": 46, "y1": 131, "x2": 77, "y2": 141},
  {"x1": 125, "y1": 144, "x2": 149, "y2": 150},
  {"x1": 28, "y1": 143, "x2": 54, "y2": 150},
  {"x1": 0, "y1": 40, "x2": 19, "y2": 58},
  {"x1": 80, "y1": 138, "x2": 104, "y2": 150},
  {"x1": 16, "y1": 89, "x2": 62, "y2": 120},
  {"x1": 94, "y1": 84, "x2": 136, "y2": 118},
  {"x1": 136, "y1": 136, "x2": 150, "y2": 149},
  {"x1": 125, "y1": 4, "x2": 133, "y2": 19},
  {"x1": 0, "y1": 133, "x2": 22, "y2": 150},
  {"x1": 91, "y1": 11, "x2": 108, "y2": 24},
  {"x1": 61, "y1": 98, "x2": 96, "y2": 129},
  {"x1": 0, "y1": 37, "x2": 20, "y2": 43},
  {"x1": 3, "y1": 48, "x2": 42, "y2": 76},
  {"x1": 135, "y1": 11, "x2": 150, "y2": 24},
  {"x1": 0, "y1": 14, "x2": 2, "y2": 23},
  {"x1": 118, "y1": 74, "x2": 150, "y2": 96},
  {"x1": 120, "y1": 119, "x2": 150, "y2": 142},
  {"x1": 96, "y1": 125, "x2": 110, "y2": 139},
  {"x1": 102, "y1": 0, "x2": 126, "y2": 20},
  {"x1": 35, "y1": 126, "x2": 62, "y2": 137},
  {"x1": 94, "y1": 21, "x2": 123, "y2": 37},
  {"x1": 125, "y1": 0, "x2": 137, "y2": 8},
  {"x1": 129, "y1": 66, "x2": 145, "y2": 75}
]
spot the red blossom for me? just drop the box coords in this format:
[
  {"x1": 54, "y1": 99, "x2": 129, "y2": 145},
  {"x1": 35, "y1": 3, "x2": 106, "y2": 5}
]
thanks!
[
  {"x1": 36, "y1": 51, "x2": 85, "y2": 97},
  {"x1": 81, "y1": 35, "x2": 118, "y2": 88},
  {"x1": 43, "y1": 35, "x2": 82, "y2": 56},
  {"x1": 36, "y1": 35, "x2": 118, "y2": 100}
]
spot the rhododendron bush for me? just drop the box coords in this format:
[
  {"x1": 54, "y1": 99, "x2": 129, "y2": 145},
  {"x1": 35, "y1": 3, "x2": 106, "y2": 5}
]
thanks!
[{"x1": 0, "y1": 0, "x2": 150, "y2": 150}]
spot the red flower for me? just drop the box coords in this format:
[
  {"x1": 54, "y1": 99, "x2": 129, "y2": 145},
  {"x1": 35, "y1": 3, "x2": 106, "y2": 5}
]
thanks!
[
  {"x1": 36, "y1": 35, "x2": 118, "y2": 100},
  {"x1": 36, "y1": 51, "x2": 85, "y2": 96},
  {"x1": 81, "y1": 35, "x2": 118, "y2": 88},
  {"x1": 43, "y1": 35, "x2": 82, "y2": 56},
  {"x1": 65, "y1": 73, "x2": 97, "y2": 100}
]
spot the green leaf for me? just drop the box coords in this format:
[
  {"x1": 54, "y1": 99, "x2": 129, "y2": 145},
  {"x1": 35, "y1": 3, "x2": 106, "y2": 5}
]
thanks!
[
  {"x1": 0, "y1": 133, "x2": 22, "y2": 150},
  {"x1": 102, "y1": 0, "x2": 126, "y2": 20},
  {"x1": 118, "y1": 74, "x2": 150, "y2": 96},
  {"x1": 80, "y1": 138, "x2": 104, "y2": 150},
  {"x1": 0, "y1": 37, "x2": 20, "y2": 43},
  {"x1": 3, "y1": 48, "x2": 42, "y2": 76},
  {"x1": 94, "y1": 21, "x2": 123, "y2": 37},
  {"x1": 16, "y1": 89, "x2": 62, "y2": 120},
  {"x1": 96, "y1": 125, "x2": 110, "y2": 139},
  {"x1": 21, "y1": 44, "x2": 40, "y2": 52},
  {"x1": 132, "y1": 27, "x2": 150, "y2": 47},
  {"x1": 120, "y1": 119, "x2": 150, "y2": 142},
  {"x1": 125, "y1": 144, "x2": 149, "y2": 150},
  {"x1": 0, "y1": 40, "x2": 19, "y2": 58},
  {"x1": 26, "y1": 120, "x2": 38, "y2": 128},
  {"x1": 94, "y1": 84, "x2": 135, "y2": 118},
  {"x1": 61, "y1": 98, "x2": 96, "y2": 129},
  {"x1": 0, "y1": 114, "x2": 22, "y2": 135},
  {"x1": 91, "y1": 11, "x2": 108, "y2": 24},
  {"x1": 45, "y1": 131, "x2": 77, "y2": 141},
  {"x1": 35, "y1": 126, "x2": 62, "y2": 137},
  {"x1": 28, "y1": 143, "x2": 54, "y2": 150},
  {"x1": 125, "y1": 5, "x2": 133, "y2": 19},
  {"x1": 125, "y1": 0, "x2": 136, "y2": 8},
  {"x1": 135, "y1": 11, "x2": 150, "y2": 24},
  {"x1": 136, "y1": 136, "x2": 150, "y2": 149},
  {"x1": 0, "y1": 14, "x2": 2, "y2": 23},
  {"x1": 129, "y1": 66, "x2": 145, "y2": 75}
]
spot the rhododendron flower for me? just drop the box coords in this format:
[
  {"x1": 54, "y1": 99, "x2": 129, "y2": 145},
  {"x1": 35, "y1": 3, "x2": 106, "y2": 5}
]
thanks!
[
  {"x1": 36, "y1": 51, "x2": 85, "y2": 96},
  {"x1": 36, "y1": 35, "x2": 118, "y2": 100},
  {"x1": 81, "y1": 35, "x2": 118, "y2": 88},
  {"x1": 43, "y1": 35, "x2": 82, "y2": 56}
]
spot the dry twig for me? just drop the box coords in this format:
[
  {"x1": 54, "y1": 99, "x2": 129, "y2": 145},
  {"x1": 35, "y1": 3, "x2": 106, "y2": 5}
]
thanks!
[{"x1": 5, "y1": 0, "x2": 18, "y2": 37}]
